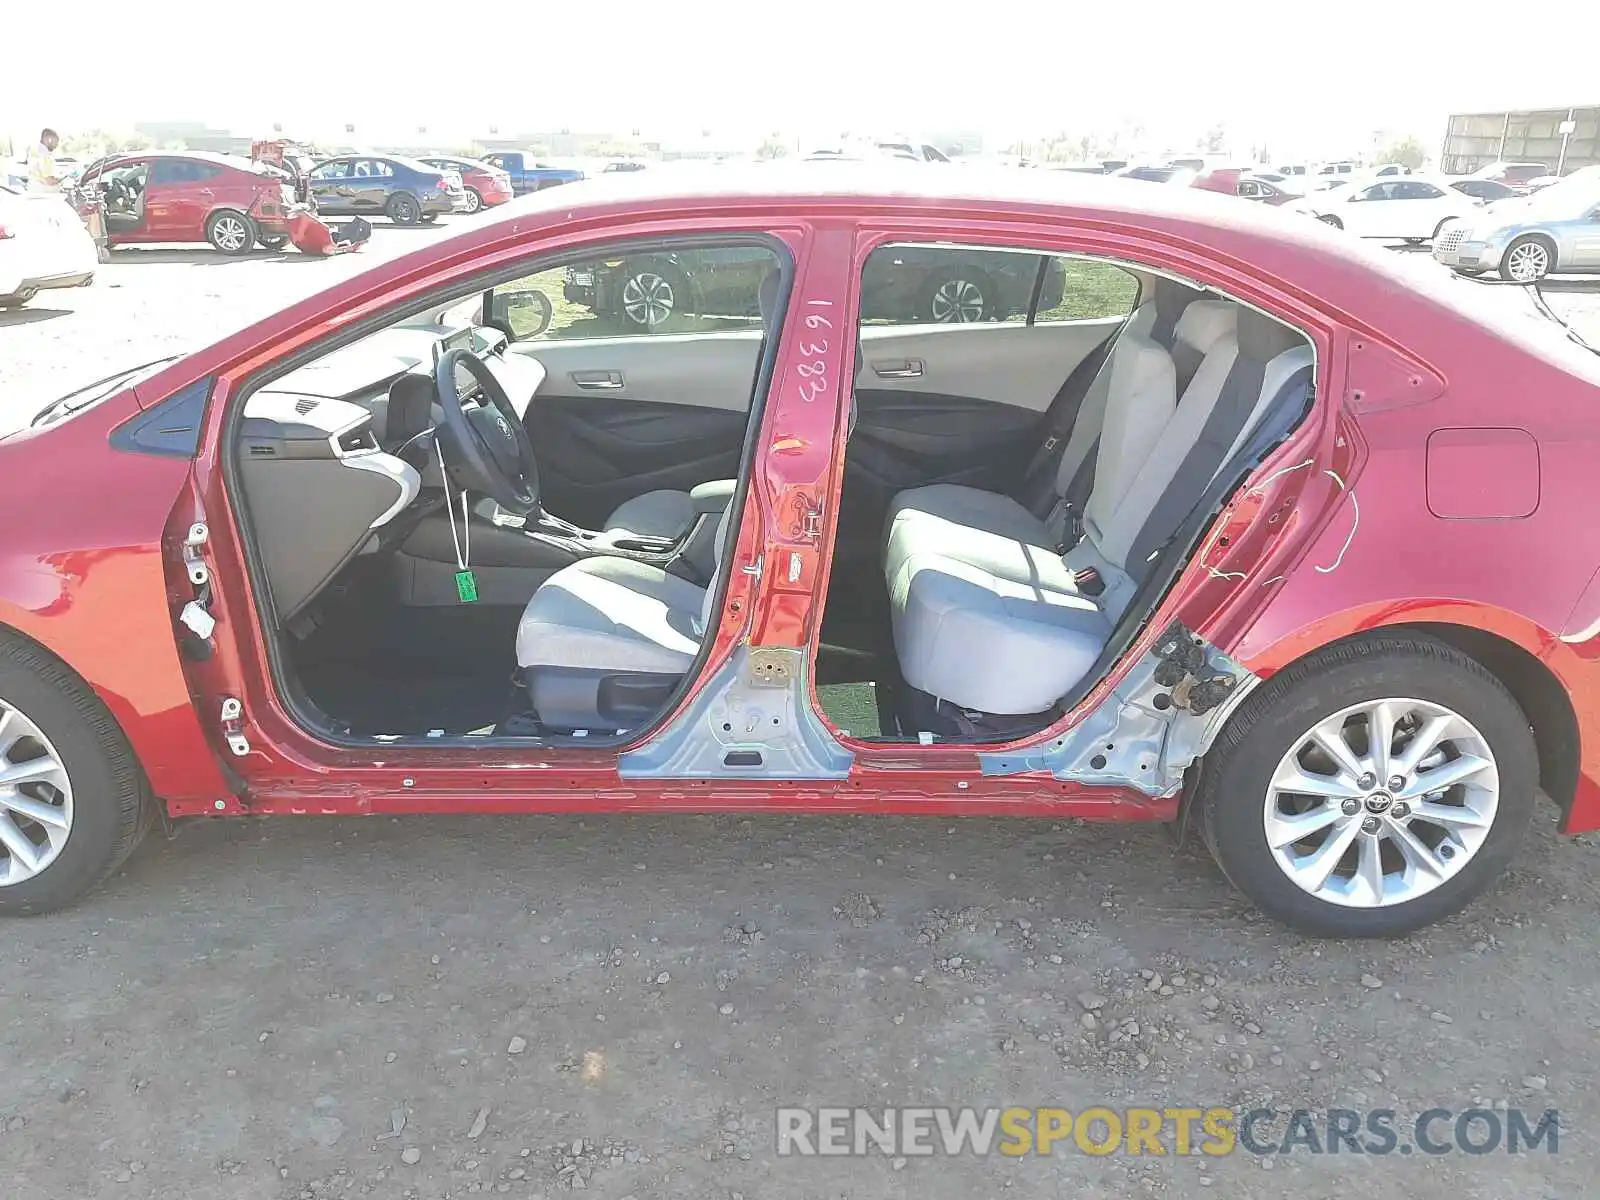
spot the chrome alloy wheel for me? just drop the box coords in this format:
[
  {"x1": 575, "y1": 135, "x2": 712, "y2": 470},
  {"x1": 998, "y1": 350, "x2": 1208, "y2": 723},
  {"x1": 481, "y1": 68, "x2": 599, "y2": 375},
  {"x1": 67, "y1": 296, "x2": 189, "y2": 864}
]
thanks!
[
  {"x1": 1505, "y1": 240, "x2": 1551, "y2": 282},
  {"x1": 211, "y1": 214, "x2": 248, "y2": 253},
  {"x1": 1263, "y1": 698, "x2": 1498, "y2": 909},
  {"x1": 0, "y1": 698, "x2": 74, "y2": 886},
  {"x1": 621, "y1": 272, "x2": 676, "y2": 327},
  {"x1": 929, "y1": 278, "x2": 987, "y2": 322}
]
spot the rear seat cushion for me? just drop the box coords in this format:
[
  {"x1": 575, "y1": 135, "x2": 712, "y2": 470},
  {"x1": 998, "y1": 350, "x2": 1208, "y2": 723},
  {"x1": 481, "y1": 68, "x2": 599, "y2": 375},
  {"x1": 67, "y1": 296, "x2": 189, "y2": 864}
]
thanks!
[{"x1": 888, "y1": 550, "x2": 1110, "y2": 715}]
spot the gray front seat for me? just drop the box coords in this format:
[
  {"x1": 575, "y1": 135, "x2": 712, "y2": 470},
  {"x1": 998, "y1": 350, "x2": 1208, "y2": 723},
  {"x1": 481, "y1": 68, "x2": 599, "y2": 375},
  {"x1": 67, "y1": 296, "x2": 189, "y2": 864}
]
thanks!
[
  {"x1": 515, "y1": 510, "x2": 730, "y2": 729},
  {"x1": 595, "y1": 271, "x2": 783, "y2": 541}
]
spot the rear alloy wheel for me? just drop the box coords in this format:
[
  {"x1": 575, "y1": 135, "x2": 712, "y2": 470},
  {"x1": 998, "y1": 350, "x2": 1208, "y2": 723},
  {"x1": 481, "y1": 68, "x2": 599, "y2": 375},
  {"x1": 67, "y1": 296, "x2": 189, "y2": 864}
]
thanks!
[
  {"x1": 386, "y1": 192, "x2": 421, "y2": 226},
  {"x1": 206, "y1": 210, "x2": 255, "y2": 256},
  {"x1": 922, "y1": 275, "x2": 992, "y2": 322},
  {"x1": 0, "y1": 633, "x2": 152, "y2": 916},
  {"x1": 620, "y1": 269, "x2": 679, "y2": 328},
  {"x1": 1198, "y1": 635, "x2": 1535, "y2": 937},
  {"x1": 1501, "y1": 235, "x2": 1554, "y2": 282},
  {"x1": 463, "y1": 187, "x2": 484, "y2": 214}
]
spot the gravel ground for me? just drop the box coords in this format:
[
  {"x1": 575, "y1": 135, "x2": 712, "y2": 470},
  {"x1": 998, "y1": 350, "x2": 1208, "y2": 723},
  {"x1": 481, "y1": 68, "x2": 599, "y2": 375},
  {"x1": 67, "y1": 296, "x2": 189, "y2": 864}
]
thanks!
[{"x1": 2, "y1": 225, "x2": 1600, "y2": 1199}]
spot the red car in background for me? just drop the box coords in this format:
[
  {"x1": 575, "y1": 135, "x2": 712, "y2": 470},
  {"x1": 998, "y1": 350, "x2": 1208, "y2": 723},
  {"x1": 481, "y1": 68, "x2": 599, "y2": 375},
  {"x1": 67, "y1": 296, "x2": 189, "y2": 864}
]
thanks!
[
  {"x1": 79, "y1": 152, "x2": 297, "y2": 255},
  {"x1": 421, "y1": 156, "x2": 514, "y2": 214}
]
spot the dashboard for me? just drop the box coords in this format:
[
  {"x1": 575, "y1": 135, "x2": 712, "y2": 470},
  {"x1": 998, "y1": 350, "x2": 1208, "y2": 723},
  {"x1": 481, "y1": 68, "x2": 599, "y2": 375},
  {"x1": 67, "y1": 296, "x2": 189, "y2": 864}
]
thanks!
[{"x1": 237, "y1": 321, "x2": 545, "y2": 624}]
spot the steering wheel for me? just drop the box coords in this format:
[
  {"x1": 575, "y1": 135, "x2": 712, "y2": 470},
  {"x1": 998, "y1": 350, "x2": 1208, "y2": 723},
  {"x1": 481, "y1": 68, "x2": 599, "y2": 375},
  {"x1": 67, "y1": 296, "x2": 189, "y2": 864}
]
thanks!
[{"x1": 432, "y1": 348, "x2": 541, "y2": 516}]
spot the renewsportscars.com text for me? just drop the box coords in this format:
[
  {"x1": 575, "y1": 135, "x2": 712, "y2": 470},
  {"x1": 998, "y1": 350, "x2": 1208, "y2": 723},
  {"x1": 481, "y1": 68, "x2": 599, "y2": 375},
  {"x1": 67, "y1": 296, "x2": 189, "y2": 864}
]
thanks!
[{"x1": 775, "y1": 1106, "x2": 1560, "y2": 1158}]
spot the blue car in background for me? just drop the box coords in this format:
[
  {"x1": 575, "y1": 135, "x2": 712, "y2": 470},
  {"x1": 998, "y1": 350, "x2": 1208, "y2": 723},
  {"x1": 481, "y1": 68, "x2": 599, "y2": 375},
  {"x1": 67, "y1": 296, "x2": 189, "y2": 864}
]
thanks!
[
  {"x1": 480, "y1": 151, "x2": 585, "y2": 195},
  {"x1": 306, "y1": 155, "x2": 463, "y2": 225}
]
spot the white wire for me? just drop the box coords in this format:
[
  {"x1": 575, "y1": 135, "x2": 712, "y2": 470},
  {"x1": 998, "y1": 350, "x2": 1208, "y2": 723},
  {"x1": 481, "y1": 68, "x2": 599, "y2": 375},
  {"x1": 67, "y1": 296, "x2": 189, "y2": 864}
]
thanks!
[{"x1": 436, "y1": 438, "x2": 468, "y2": 571}]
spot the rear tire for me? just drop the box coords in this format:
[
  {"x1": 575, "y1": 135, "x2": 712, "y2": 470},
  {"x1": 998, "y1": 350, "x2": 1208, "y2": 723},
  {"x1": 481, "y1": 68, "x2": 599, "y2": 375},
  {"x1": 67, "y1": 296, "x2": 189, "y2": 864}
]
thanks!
[
  {"x1": 206, "y1": 209, "x2": 255, "y2": 255},
  {"x1": 257, "y1": 234, "x2": 288, "y2": 250},
  {"x1": 463, "y1": 187, "x2": 484, "y2": 214},
  {"x1": 0, "y1": 631, "x2": 153, "y2": 916},
  {"x1": 386, "y1": 192, "x2": 421, "y2": 226},
  {"x1": 1318, "y1": 214, "x2": 1344, "y2": 229},
  {"x1": 1196, "y1": 633, "x2": 1535, "y2": 938}
]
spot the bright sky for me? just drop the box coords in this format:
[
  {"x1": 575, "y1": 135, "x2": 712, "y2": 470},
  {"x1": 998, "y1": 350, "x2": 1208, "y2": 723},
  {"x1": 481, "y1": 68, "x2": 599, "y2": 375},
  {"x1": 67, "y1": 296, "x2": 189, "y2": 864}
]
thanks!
[{"x1": 7, "y1": 1, "x2": 1599, "y2": 157}]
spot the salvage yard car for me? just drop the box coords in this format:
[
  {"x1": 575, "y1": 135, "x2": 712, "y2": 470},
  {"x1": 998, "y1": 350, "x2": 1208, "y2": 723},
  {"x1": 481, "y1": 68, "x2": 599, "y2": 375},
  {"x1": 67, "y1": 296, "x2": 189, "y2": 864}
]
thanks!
[
  {"x1": 307, "y1": 155, "x2": 462, "y2": 226},
  {"x1": 0, "y1": 183, "x2": 98, "y2": 307},
  {"x1": 77, "y1": 151, "x2": 298, "y2": 255},
  {"x1": 3, "y1": 168, "x2": 1600, "y2": 939},
  {"x1": 1288, "y1": 175, "x2": 1478, "y2": 243},
  {"x1": 1433, "y1": 184, "x2": 1600, "y2": 281},
  {"x1": 420, "y1": 156, "x2": 514, "y2": 214}
]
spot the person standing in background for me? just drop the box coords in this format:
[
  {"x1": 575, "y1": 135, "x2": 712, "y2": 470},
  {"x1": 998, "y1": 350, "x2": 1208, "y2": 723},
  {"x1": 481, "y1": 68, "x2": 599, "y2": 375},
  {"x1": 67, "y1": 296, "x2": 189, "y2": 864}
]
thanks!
[{"x1": 27, "y1": 128, "x2": 62, "y2": 194}]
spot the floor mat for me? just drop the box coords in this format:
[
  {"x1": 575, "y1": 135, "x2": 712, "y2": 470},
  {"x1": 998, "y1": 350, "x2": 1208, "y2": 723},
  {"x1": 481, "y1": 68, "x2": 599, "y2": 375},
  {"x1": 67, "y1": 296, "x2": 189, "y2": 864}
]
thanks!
[
  {"x1": 296, "y1": 667, "x2": 513, "y2": 737},
  {"x1": 816, "y1": 681, "x2": 881, "y2": 738}
]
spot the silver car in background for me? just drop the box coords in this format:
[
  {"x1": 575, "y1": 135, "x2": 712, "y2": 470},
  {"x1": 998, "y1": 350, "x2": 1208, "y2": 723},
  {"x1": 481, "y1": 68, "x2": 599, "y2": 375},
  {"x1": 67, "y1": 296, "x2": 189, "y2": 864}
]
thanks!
[{"x1": 1434, "y1": 183, "x2": 1600, "y2": 281}]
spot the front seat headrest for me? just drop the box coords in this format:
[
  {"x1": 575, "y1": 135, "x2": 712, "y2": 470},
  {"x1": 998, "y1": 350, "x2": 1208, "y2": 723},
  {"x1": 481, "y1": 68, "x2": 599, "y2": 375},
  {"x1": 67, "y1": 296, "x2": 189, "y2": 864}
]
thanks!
[{"x1": 388, "y1": 373, "x2": 436, "y2": 446}]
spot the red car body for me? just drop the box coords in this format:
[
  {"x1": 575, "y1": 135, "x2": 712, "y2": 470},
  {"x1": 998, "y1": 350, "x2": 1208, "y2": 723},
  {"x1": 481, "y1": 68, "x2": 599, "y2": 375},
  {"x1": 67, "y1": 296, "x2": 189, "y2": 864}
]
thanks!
[
  {"x1": 421, "y1": 157, "x2": 515, "y2": 212},
  {"x1": 82, "y1": 152, "x2": 294, "y2": 249},
  {"x1": 4, "y1": 172, "x2": 1600, "y2": 845}
]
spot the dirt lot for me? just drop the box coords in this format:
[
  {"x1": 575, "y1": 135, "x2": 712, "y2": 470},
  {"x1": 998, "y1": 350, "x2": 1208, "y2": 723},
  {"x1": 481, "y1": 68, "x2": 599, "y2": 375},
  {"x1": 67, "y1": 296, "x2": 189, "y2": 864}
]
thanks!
[{"x1": 2, "y1": 223, "x2": 1600, "y2": 1199}]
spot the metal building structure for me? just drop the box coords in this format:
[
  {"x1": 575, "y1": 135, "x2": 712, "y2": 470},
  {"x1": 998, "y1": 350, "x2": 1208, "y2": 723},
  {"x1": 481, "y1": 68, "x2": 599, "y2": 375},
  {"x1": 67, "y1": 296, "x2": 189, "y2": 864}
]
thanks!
[{"x1": 1441, "y1": 104, "x2": 1600, "y2": 176}]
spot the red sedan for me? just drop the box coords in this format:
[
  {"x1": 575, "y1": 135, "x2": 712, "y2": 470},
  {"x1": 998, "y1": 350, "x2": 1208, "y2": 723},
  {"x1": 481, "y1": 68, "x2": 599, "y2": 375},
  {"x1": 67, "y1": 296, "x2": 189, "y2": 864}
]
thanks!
[
  {"x1": 3, "y1": 170, "x2": 1598, "y2": 936},
  {"x1": 421, "y1": 155, "x2": 515, "y2": 214},
  {"x1": 79, "y1": 151, "x2": 297, "y2": 254}
]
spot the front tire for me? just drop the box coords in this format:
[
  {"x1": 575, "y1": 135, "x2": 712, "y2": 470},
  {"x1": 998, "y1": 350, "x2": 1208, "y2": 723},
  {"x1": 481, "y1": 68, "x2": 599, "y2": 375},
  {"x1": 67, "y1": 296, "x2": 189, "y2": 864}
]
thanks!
[
  {"x1": 386, "y1": 192, "x2": 422, "y2": 226},
  {"x1": 206, "y1": 209, "x2": 255, "y2": 255},
  {"x1": 1197, "y1": 634, "x2": 1535, "y2": 937},
  {"x1": 0, "y1": 632, "x2": 152, "y2": 916},
  {"x1": 918, "y1": 272, "x2": 994, "y2": 322},
  {"x1": 1500, "y1": 235, "x2": 1555, "y2": 282}
]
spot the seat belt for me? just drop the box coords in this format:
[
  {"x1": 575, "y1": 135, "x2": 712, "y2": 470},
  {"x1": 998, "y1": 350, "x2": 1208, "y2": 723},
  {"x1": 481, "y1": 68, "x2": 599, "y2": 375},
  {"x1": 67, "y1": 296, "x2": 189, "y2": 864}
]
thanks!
[{"x1": 1014, "y1": 330, "x2": 1120, "y2": 516}]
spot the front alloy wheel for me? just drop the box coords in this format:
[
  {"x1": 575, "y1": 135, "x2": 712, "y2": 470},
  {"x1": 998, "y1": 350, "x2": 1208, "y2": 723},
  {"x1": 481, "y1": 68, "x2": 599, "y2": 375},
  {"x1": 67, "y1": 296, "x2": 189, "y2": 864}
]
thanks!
[
  {"x1": 620, "y1": 271, "x2": 676, "y2": 328},
  {"x1": 1501, "y1": 237, "x2": 1553, "y2": 282},
  {"x1": 928, "y1": 277, "x2": 989, "y2": 322}
]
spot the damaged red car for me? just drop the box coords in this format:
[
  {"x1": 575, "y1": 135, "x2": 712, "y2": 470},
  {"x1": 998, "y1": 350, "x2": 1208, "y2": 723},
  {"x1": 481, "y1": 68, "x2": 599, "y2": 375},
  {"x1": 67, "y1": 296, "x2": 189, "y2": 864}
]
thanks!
[{"x1": 3, "y1": 169, "x2": 1599, "y2": 936}]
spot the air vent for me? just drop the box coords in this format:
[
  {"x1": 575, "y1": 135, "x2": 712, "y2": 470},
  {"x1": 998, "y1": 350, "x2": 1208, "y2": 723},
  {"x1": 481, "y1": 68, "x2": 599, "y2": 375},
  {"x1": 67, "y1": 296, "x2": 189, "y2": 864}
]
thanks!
[
  {"x1": 246, "y1": 443, "x2": 278, "y2": 458},
  {"x1": 336, "y1": 428, "x2": 378, "y2": 455},
  {"x1": 293, "y1": 397, "x2": 320, "y2": 415}
]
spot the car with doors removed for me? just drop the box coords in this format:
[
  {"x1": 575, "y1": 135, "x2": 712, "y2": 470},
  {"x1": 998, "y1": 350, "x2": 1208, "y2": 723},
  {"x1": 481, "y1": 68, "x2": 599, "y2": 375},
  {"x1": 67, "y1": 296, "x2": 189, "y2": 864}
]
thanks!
[
  {"x1": 1433, "y1": 183, "x2": 1600, "y2": 280},
  {"x1": 4, "y1": 170, "x2": 1600, "y2": 941},
  {"x1": 0, "y1": 183, "x2": 98, "y2": 307},
  {"x1": 1288, "y1": 175, "x2": 1479, "y2": 242},
  {"x1": 420, "y1": 156, "x2": 514, "y2": 214},
  {"x1": 563, "y1": 243, "x2": 1063, "y2": 329},
  {"x1": 307, "y1": 155, "x2": 461, "y2": 225},
  {"x1": 480, "y1": 151, "x2": 585, "y2": 194},
  {"x1": 76, "y1": 151, "x2": 298, "y2": 254}
]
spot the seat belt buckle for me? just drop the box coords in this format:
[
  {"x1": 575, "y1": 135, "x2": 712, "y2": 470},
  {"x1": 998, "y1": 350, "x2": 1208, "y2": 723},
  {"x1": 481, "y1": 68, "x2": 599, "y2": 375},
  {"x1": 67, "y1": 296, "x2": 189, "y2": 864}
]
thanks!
[
  {"x1": 1074, "y1": 565, "x2": 1105, "y2": 597},
  {"x1": 1041, "y1": 434, "x2": 1060, "y2": 452}
]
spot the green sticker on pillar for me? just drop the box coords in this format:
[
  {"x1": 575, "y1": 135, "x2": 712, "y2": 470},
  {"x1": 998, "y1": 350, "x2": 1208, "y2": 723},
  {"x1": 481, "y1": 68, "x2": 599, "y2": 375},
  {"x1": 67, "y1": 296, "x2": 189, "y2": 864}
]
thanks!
[{"x1": 454, "y1": 569, "x2": 479, "y2": 603}]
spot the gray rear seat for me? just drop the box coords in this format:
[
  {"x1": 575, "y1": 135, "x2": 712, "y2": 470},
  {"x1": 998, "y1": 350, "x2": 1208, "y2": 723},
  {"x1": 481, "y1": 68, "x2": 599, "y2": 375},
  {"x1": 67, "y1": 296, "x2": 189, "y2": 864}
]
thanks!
[{"x1": 885, "y1": 306, "x2": 1313, "y2": 717}]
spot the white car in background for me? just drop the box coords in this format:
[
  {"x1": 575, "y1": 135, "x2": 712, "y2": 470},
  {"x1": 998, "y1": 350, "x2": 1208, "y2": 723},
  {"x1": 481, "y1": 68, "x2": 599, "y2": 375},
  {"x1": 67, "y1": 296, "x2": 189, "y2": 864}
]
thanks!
[
  {"x1": 1287, "y1": 175, "x2": 1479, "y2": 242},
  {"x1": 0, "y1": 184, "x2": 98, "y2": 308}
]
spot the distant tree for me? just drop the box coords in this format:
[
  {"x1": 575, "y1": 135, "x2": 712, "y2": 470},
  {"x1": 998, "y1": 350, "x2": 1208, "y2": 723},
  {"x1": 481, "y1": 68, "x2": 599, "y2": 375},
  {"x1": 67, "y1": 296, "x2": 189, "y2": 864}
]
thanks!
[
  {"x1": 1379, "y1": 134, "x2": 1427, "y2": 170},
  {"x1": 757, "y1": 135, "x2": 789, "y2": 160}
]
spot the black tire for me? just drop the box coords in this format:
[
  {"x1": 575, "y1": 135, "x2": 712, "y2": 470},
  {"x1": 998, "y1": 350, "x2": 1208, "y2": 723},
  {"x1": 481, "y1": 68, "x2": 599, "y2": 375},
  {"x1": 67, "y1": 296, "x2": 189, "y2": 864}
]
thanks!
[
  {"x1": 420, "y1": 212, "x2": 439, "y2": 224},
  {"x1": 463, "y1": 187, "x2": 484, "y2": 214},
  {"x1": 1318, "y1": 214, "x2": 1344, "y2": 230},
  {"x1": 1196, "y1": 633, "x2": 1536, "y2": 938},
  {"x1": 1499, "y1": 234, "x2": 1556, "y2": 282},
  {"x1": 386, "y1": 192, "x2": 422, "y2": 226},
  {"x1": 617, "y1": 264, "x2": 686, "y2": 329},
  {"x1": 205, "y1": 209, "x2": 256, "y2": 256},
  {"x1": 257, "y1": 234, "x2": 288, "y2": 250},
  {"x1": 0, "y1": 631, "x2": 153, "y2": 916},
  {"x1": 916, "y1": 271, "x2": 994, "y2": 323}
]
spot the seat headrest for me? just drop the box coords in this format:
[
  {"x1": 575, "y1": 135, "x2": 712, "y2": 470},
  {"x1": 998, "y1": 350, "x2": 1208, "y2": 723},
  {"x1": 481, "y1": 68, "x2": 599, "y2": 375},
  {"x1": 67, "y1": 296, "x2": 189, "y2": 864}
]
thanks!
[
  {"x1": 1172, "y1": 299, "x2": 1237, "y2": 357},
  {"x1": 1237, "y1": 307, "x2": 1303, "y2": 363},
  {"x1": 1151, "y1": 275, "x2": 1202, "y2": 323},
  {"x1": 388, "y1": 373, "x2": 435, "y2": 444},
  {"x1": 757, "y1": 270, "x2": 782, "y2": 325}
]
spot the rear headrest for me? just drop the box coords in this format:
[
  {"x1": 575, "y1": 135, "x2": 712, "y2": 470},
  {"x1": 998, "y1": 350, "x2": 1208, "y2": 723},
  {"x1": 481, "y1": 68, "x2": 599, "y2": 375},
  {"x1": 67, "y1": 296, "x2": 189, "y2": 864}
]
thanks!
[
  {"x1": 1237, "y1": 307, "x2": 1303, "y2": 363},
  {"x1": 1172, "y1": 300, "x2": 1237, "y2": 357},
  {"x1": 757, "y1": 270, "x2": 782, "y2": 325},
  {"x1": 1151, "y1": 276, "x2": 1202, "y2": 322}
]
